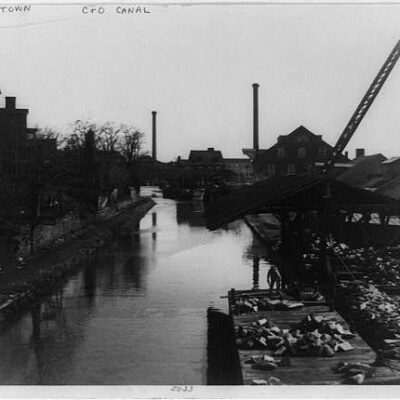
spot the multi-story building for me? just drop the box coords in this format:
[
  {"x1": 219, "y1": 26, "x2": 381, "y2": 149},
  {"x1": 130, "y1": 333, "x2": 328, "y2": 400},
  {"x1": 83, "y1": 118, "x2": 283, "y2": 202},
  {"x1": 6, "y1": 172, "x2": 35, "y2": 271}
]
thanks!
[
  {"x1": 0, "y1": 97, "x2": 28, "y2": 150},
  {"x1": 382, "y1": 157, "x2": 400, "y2": 179},
  {"x1": 176, "y1": 147, "x2": 252, "y2": 185},
  {"x1": 254, "y1": 125, "x2": 350, "y2": 178},
  {"x1": 223, "y1": 158, "x2": 254, "y2": 183},
  {"x1": 187, "y1": 147, "x2": 224, "y2": 169},
  {"x1": 0, "y1": 96, "x2": 57, "y2": 177},
  {"x1": 338, "y1": 155, "x2": 400, "y2": 201}
]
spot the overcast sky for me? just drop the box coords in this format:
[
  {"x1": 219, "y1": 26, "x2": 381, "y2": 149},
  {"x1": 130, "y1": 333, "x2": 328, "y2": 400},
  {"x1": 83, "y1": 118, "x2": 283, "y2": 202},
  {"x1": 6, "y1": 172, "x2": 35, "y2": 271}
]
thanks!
[{"x1": 1, "y1": 3, "x2": 400, "y2": 161}]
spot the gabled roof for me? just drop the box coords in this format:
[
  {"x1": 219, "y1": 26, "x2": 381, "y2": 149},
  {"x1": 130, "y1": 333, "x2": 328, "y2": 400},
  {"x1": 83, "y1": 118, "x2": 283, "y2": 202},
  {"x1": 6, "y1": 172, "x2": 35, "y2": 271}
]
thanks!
[
  {"x1": 224, "y1": 158, "x2": 251, "y2": 163},
  {"x1": 276, "y1": 125, "x2": 324, "y2": 144},
  {"x1": 361, "y1": 176, "x2": 388, "y2": 190},
  {"x1": 189, "y1": 149, "x2": 223, "y2": 163},
  {"x1": 352, "y1": 153, "x2": 387, "y2": 164},
  {"x1": 376, "y1": 178, "x2": 400, "y2": 200},
  {"x1": 337, "y1": 153, "x2": 387, "y2": 187},
  {"x1": 258, "y1": 125, "x2": 348, "y2": 162},
  {"x1": 205, "y1": 175, "x2": 399, "y2": 230},
  {"x1": 382, "y1": 157, "x2": 400, "y2": 164},
  {"x1": 267, "y1": 125, "x2": 329, "y2": 151}
]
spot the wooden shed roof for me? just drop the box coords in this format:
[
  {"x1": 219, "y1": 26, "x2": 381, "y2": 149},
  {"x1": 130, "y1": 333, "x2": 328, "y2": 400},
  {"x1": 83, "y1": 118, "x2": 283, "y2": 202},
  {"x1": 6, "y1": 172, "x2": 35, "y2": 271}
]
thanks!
[{"x1": 205, "y1": 175, "x2": 400, "y2": 230}]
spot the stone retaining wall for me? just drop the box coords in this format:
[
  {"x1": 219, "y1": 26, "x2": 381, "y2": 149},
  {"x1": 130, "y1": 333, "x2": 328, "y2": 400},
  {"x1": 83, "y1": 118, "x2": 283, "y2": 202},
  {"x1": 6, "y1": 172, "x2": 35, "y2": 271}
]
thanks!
[
  {"x1": 17, "y1": 213, "x2": 85, "y2": 256},
  {"x1": 0, "y1": 198, "x2": 155, "y2": 321},
  {"x1": 17, "y1": 199, "x2": 149, "y2": 257}
]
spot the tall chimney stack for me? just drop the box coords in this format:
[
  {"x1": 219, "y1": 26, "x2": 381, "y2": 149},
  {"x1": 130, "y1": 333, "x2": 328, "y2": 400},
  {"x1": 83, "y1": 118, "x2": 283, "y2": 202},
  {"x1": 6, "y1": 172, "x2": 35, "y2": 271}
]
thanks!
[
  {"x1": 356, "y1": 148, "x2": 365, "y2": 158},
  {"x1": 252, "y1": 83, "x2": 259, "y2": 151},
  {"x1": 5, "y1": 97, "x2": 16, "y2": 109},
  {"x1": 152, "y1": 111, "x2": 157, "y2": 160}
]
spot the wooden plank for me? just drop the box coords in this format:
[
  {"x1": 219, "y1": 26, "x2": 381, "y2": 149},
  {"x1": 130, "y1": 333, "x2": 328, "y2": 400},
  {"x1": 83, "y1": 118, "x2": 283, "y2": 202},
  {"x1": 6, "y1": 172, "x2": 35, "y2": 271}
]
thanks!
[
  {"x1": 233, "y1": 306, "x2": 333, "y2": 324},
  {"x1": 229, "y1": 290, "x2": 397, "y2": 385},
  {"x1": 238, "y1": 337, "x2": 376, "y2": 384},
  {"x1": 230, "y1": 289, "x2": 328, "y2": 310}
]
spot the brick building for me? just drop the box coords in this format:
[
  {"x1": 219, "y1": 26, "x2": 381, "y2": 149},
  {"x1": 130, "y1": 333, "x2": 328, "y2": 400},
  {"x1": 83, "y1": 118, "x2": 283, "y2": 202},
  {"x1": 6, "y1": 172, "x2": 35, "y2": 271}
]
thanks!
[
  {"x1": 254, "y1": 125, "x2": 349, "y2": 178},
  {"x1": 382, "y1": 157, "x2": 400, "y2": 179},
  {"x1": 0, "y1": 96, "x2": 57, "y2": 177},
  {"x1": 0, "y1": 96, "x2": 59, "y2": 219},
  {"x1": 223, "y1": 158, "x2": 253, "y2": 183},
  {"x1": 176, "y1": 147, "x2": 252, "y2": 185},
  {"x1": 188, "y1": 148, "x2": 224, "y2": 167},
  {"x1": 0, "y1": 97, "x2": 28, "y2": 150}
]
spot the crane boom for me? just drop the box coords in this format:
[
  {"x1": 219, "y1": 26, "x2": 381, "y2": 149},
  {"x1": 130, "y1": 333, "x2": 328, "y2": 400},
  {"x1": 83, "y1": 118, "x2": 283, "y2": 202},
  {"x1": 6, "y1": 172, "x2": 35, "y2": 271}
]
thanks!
[{"x1": 323, "y1": 40, "x2": 400, "y2": 173}]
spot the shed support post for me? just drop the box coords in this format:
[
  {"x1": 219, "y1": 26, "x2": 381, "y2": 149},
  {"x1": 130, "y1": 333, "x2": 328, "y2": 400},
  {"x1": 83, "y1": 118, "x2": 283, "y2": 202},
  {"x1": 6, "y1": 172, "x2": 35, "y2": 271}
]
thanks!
[
  {"x1": 319, "y1": 182, "x2": 335, "y2": 310},
  {"x1": 252, "y1": 255, "x2": 260, "y2": 290}
]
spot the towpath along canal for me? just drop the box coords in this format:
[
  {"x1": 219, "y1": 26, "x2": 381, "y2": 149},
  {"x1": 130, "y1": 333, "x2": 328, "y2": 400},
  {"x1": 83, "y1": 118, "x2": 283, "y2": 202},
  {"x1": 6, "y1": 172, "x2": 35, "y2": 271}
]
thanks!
[{"x1": 0, "y1": 186, "x2": 270, "y2": 384}]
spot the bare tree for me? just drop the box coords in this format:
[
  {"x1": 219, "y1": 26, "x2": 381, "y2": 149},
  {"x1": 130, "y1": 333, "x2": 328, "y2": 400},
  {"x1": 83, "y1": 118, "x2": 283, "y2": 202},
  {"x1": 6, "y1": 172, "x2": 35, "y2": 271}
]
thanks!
[
  {"x1": 97, "y1": 122, "x2": 121, "y2": 153},
  {"x1": 64, "y1": 120, "x2": 97, "y2": 150},
  {"x1": 118, "y1": 125, "x2": 145, "y2": 168},
  {"x1": 36, "y1": 127, "x2": 60, "y2": 141}
]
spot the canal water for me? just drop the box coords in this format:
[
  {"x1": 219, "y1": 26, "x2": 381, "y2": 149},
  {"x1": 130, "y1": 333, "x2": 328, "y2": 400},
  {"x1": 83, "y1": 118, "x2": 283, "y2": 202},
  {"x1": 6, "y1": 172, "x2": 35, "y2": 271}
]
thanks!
[{"x1": 0, "y1": 187, "x2": 271, "y2": 385}]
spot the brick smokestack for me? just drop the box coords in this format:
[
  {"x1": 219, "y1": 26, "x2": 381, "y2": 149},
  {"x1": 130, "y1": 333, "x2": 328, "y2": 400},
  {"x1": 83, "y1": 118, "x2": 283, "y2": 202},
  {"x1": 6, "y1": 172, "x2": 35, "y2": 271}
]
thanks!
[
  {"x1": 356, "y1": 148, "x2": 365, "y2": 158},
  {"x1": 152, "y1": 111, "x2": 157, "y2": 160},
  {"x1": 252, "y1": 83, "x2": 259, "y2": 151},
  {"x1": 5, "y1": 97, "x2": 16, "y2": 109}
]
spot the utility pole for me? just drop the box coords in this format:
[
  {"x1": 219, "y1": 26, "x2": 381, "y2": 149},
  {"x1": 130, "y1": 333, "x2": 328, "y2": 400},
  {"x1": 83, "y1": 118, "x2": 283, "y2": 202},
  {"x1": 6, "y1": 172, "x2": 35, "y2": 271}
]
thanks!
[
  {"x1": 152, "y1": 111, "x2": 158, "y2": 184},
  {"x1": 152, "y1": 111, "x2": 157, "y2": 161}
]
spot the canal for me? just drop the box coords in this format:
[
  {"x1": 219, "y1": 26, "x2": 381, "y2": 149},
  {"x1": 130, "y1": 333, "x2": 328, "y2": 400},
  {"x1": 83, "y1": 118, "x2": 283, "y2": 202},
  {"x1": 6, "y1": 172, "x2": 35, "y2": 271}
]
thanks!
[{"x1": 0, "y1": 187, "x2": 271, "y2": 385}]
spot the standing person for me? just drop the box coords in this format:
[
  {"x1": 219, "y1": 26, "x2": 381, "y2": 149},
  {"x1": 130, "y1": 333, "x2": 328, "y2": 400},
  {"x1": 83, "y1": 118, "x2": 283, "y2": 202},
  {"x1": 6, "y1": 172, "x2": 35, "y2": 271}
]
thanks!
[
  {"x1": 277, "y1": 241, "x2": 290, "y2": 291},
  {"x1": 267, "y1": 265, "x2": 282, "y2": 296}
]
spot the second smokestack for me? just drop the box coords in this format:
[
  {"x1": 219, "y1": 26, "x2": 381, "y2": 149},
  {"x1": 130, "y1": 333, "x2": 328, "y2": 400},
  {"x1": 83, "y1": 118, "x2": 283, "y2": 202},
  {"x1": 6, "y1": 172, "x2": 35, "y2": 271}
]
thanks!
[
  {"x1": 152, "y1": 111, "x2": 157, "y2": 160},
  {"x1": 252, "y1": 83, "x2": 259, "y2": 151}
]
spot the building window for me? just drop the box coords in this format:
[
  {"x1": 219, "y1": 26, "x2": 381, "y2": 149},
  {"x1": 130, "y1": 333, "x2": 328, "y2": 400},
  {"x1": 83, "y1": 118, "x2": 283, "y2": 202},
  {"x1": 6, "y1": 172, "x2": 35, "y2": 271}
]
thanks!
[
  {"x1": 277, "y1": 147, "x2": 285, "y2": 158},
  {"x1": 298, "y1": 147, "x2": 306, "y2": 159},
  {"x1": 287, "y1": 164, "x2": 295, "y2": 175},
  {"x1": 296, "y1": 134, "x2": 309, "y2": 143},
  {"x1": 319, "y1": 147, "x2": 327, "y2": 159},
  {"x1": 267, "y1": 163, "x2": 276, "y2": 177}
]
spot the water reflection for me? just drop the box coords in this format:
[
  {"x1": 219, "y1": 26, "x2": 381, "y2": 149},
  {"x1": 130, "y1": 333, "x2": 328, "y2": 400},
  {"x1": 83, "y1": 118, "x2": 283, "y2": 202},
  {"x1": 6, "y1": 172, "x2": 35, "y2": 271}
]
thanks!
[
  {"x1": 84, "y1": 261, "x2": 97, "y2": 302},
  {"x1": 0, "y1": 235, "x2": 17, "y2": 268},
  {"x1": 123, "y1": 255, "x2": 145, "y2": 291},
  {"x1": 243, "y1": 235, "x2": 270, "y2": 261},
  {"x1": 133, "y1": 222, "x2": 141, "y2": 243},
  {"x1": 115, "y1": 235, "x2": 147, "y2": 292},
  {"x1": 244, "y1": 236, "x2": 273, "y2": 289},
  {"x1": 0, "y1": 188, "x2": 270, "y2": 384},
  {"x1": 176, "y1": 201, "x2": 206, "y2": 227},
  {"x1": 27, "y1": 286, "x2": 86, "y2": 384},
  {"x1": 30, "y1": 303, "x2": 44, "y2": 383},
  {"x1": 125, "y1": 233, "x2": 147, "y2": 292},
  {"x1": 95, "y1": 233, "x2": 149, "y2": 294},
  {"x1": 31, "y1": 302, "x2": 41, "y2": 340},
  {"x1": 31, "y1": 292, "x2": 65, "y2": 383},
  {"x1": 152, "y1": 212, "x2": 157, "y2": 241}
]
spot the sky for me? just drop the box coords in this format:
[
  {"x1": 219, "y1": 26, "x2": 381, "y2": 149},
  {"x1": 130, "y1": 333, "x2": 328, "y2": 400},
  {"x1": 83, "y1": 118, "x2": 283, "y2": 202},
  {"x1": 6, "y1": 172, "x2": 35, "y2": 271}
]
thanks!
[{"x1": 1, "y1": 3, "x2": 400, "y2": 162}]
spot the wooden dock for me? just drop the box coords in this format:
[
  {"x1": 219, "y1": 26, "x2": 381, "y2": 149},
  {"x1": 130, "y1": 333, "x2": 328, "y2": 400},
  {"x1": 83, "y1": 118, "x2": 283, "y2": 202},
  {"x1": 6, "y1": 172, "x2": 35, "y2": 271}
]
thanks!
[{"x1": 229, "y1": 289, "x2": 400, "y2": 385}]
